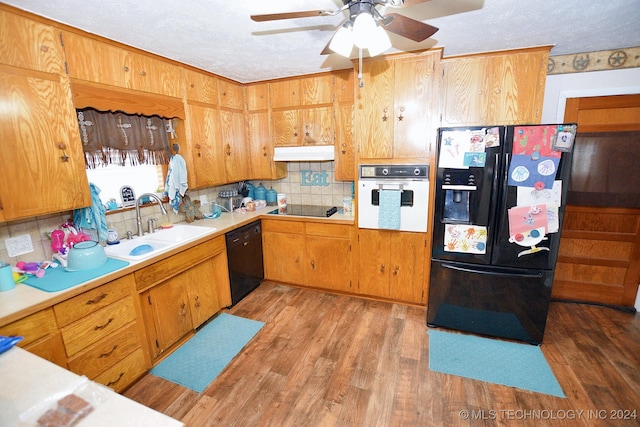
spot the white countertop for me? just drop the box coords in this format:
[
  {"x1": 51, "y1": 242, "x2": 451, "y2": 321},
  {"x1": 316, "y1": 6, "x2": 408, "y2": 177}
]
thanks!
[
  {"x1": 0, "y1": 346, "x2": 183, "y2": 427},
  {"x1": 0, "y1": 209, "x2": 354, "y2": 325}
]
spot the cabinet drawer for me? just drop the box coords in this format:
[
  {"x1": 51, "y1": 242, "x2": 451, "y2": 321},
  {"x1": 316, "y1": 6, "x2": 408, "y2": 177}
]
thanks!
[
  {"x1": 305, "y1": 222, "x2": 353, "y2": 238},
  {"x1": 67, "y1": 322, "x2": 142, "y2": 379},
  {"x1": 24, "y1": 333, "x2": 68, "y2": 368},
  {"x1": 134, "y1": 237, "x2": 224, "y2": 291},
  {"x1": 94, "y1": 347, "x2": 147, "y2": 393},
  {"x1": 60, "y1": 296, "x2": 137, "y2": 357},
  {"x1": 54, "y1": 275, "x2": 135, "y2": 327},
  {"x1": 262, "y1": 219, "x2": 305, "y2": 234},
  {"x1": 0, "y1": 308, "x2": 57, "y2": 347}
]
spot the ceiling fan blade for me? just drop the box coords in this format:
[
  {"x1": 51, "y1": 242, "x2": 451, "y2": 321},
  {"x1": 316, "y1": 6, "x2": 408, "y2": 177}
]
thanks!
[
  {"x1": 321, "y1": 38, "x2": 334, "y2": 55},
  {"x1": 250, "y1": 10, "x2": 327, "y2": 22},
  {"x1": 382, "y1": 13, "x2": 438, "y2": 42}
]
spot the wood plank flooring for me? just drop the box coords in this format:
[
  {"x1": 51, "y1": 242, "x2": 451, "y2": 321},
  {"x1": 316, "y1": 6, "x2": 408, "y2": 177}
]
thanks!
[{"x1": 124, "y1": 282, "x2": 640, "y2": 426}]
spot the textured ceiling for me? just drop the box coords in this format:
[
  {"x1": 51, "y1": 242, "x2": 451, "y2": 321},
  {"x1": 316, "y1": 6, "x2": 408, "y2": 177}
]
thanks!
[{"x1": 4, "y1": 0, "x2": 640, "y2": 83}]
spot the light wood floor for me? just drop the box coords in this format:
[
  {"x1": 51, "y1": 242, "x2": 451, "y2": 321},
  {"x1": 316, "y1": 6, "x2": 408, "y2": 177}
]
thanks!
[{"x1": 124, "y1": 282, "x2": 640, "y2": 426}]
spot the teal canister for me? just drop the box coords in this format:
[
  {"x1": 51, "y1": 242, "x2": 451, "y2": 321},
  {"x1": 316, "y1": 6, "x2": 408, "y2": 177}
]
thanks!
[
  {"x1": 246, "y1": 182, "x2": 255, "y2": 199},
  {"x1": 265, "y1": 187, "x2": 277, "y2": 206},
  {"x1": 254, "y1": 183, "x2": 266, "y2": 201}
]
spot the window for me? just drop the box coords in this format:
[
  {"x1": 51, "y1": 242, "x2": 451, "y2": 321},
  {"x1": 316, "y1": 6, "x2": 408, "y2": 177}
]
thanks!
[{"x1": 86, "y1": 163, "x2": 165, "y2": 207}]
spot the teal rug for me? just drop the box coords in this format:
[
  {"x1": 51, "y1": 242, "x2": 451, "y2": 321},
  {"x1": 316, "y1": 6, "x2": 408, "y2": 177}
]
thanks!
[
  {"x1": 428, "y1": 329, "x2": 565, "y2": 397},
  {"x1": 151, "y1": 313, "x2": 264, "y2": 393}
]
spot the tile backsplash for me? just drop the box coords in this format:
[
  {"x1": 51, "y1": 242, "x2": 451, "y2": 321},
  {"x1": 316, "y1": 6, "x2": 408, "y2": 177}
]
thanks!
[{"x1": 0, "y1": 161, "x2": 353, "y2": 265}]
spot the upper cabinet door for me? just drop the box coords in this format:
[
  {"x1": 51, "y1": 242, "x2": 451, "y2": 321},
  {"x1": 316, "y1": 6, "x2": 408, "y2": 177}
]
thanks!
[
  {"x1": 442, "y1": 47, "x2": 550, "y2": 126},
  {"x1": 246, "y1": 83, "x2": 269, "y2": 111},
  {"x1": 0, "y1": 66, "x2": 91, "y2": 219},
  {"x1": 183, "y1": 68, "x2": 219, "y2": 104},
  {"x1": 300, "y1": 74, "x2": 334, "y2": 106},
  {"x1": 392, "y1": 52, "x2": 441, "y2": 159},
  {"x1": 356, "y1": 50, "x2": 442, "y2": 160},
  {"x1": 218, "y1": 80, "x2": 244, "y2": 110},
  {"x1": 0, "y1": 10, "x2": 66, "y2": 74},
  {"x1": 269, "y1": 79, "x2": 301, "y2": 109},
  {"x1": 355, "y1": 58, "x2": 395, "y2": 159},
  {"x1": 62, "y1": 31, "x2": 182, "y2": 98}
]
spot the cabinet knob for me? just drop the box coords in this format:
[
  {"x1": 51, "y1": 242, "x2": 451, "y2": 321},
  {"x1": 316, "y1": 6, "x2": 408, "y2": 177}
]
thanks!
[
  {"x1": 140, "y1": 70, "x2": 147, "y2": 77},
  {"x1": 123, "y1": 66, "x2": 129, "y2": 72},
  {"x1": 382, "y1": 108, "x2": 388, "y2": 122},
  {"x1": 380, "y1": 264, "x2": 385, "y2": 273},
  {"x1": 393, "y1": 265, "x2": 399, "y2": 275},
  {"x1": 311, "y1": 260, "x2": 315, "y2": 269},
  {"x1": 397, "y1": 107, "x2": 405, "y2": 122},
  {"x1": 194, "y1": 295, "x2": 201, "y2": 308}
]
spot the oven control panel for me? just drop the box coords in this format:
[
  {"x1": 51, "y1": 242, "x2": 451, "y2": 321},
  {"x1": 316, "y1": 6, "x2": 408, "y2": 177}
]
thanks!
[{"x1": 359, "y1": 164, "x2": 429, "y2": 179}]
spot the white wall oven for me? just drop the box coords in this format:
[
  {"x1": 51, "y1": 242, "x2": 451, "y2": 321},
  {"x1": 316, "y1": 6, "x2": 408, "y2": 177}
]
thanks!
[{"x1": 357, "y1": 164, "x2": 430, "y2": 233}]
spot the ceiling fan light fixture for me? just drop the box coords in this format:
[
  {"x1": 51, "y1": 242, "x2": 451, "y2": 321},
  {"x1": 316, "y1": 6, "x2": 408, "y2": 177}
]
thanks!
[
  {"x1": 367, "y1": 25, "x2": 392, "y2": 57},
  {"x1": 329, "y1": 23, "x2": 354, "y2": 57},
  {"x1": 352, "y1": 11, "x2": 378, "y2": 49}
]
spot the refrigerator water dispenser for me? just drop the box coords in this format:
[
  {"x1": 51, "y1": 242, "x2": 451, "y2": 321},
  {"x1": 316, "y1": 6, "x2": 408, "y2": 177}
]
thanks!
[{"x1": 441, "y1": 171, "x2": 477, "y2": 223}]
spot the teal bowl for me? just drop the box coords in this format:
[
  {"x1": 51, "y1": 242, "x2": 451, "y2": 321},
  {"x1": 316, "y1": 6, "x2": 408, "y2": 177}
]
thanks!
[{"x1": 66, "y1": 241, "x2": 108, "y2": 271}]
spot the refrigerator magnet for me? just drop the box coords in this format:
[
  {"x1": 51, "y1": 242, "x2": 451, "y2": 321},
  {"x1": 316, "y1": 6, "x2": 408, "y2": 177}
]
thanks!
[{"x1": 552, "y1": 126, "x2": 576, "y2": 152}]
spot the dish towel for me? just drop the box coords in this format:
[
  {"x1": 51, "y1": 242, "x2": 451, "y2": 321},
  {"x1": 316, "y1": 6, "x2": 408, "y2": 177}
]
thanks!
[
  {"x1": 73, "y1": 182, "x2": 108, "y2": 242},
  {"x1": 378, "y1": 189, "x2": 401, "y2": 230},
  {"x1": 165, "y1": 153, "x2": 188, "y2": 214}
]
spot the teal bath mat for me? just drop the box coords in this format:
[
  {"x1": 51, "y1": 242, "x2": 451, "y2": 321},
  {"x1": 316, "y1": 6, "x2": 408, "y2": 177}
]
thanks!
[
  {"x1": 428, "y1": 329, "x2": 565, "y2": 397},
  {"x1": 151, "y1": 313, "x2": 264, "y2": 393}
]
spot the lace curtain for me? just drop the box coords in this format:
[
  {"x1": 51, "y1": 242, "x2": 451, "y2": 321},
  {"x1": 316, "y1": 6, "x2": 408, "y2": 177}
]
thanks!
[{"x1": 77, "y1": 107, "x2": 172, "y2": 169}]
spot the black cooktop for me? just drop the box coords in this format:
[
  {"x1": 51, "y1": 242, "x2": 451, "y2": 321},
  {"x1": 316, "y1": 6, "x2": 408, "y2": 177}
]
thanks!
[{"x1": 267, "y1": 205, "x2": 338, "y2": 218}]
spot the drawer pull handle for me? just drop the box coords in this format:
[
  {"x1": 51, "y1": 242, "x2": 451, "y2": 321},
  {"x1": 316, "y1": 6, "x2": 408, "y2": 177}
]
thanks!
[
  {"x1": 99, "y1": 344, "x2": 118, "y2": 358},
  {"x1": 86, "y1": 293, "x2": 107, "y2": 305},
  {"x1": 94, "y1": 318, "x2": 114, "y2": 330},
  {"x1": 106, "y1": 372, "x2": 125, "y2": 387}
]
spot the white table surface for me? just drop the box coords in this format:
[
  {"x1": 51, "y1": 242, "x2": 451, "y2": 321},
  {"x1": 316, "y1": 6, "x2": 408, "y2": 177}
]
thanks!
[{"x1": 0, "y1": 347, "x2": 183, "y2": 427}]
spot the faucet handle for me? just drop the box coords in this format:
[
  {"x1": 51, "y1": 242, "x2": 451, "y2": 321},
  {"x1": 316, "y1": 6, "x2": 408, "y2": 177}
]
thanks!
[
  {"x1": 126, "y1": 231, "x2": 133, "y2": 240},
  {"x1": 147, "y1": 218, "x2": 158, "y2": 234}
]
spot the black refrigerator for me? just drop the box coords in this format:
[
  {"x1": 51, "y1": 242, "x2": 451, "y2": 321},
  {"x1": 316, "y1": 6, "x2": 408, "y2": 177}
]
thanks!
[{"x1": 427, "y1": 124, "x2": 577, "y2": 345}]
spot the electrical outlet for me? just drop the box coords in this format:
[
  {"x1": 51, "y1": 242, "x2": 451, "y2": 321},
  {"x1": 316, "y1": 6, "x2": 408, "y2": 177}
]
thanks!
[{"x1": 5, "y1": 234, "x2": 34, "y2": 258}]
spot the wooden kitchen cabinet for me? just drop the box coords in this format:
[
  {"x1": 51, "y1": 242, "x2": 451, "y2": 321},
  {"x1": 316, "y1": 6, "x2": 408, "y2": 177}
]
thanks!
[
  {"x1": 137, "y1": 236, "x2": 231, "y2": 361},
  {"x1": 306, "y1": 223, "x2": 354, "y2": 292},
  {"x1": 0, "y1": 9, "x2": 66, "y2": 74},
  {"x1": 334, "y1": 70, "x2": 356, "y2": 181},
  {"x1": 246, "y1": 83, "x2": 287, "y2": 181},
  {"x1": 262, "y1": 220, "x2": 307, "y2": 285},
  {"x1": 142, "y1": 272, "x2": 193, "y2": 360},
  {"x1": 62, "y1": 30, "x2": 182, "y2": 98},
  {"x1": 185, "y1": 102, "x2": 226, "y2": 188},
  {"x1": 272, "y1": 106, "x2": 334, "y2": 146},
  {"x1": 220, "y1": 108, "x2": 251, "y2": 182},
  {"x1": 53, "y1": 274, "x2": 149, "y2": 392},
  {"x1": 0, "y1": 10, "x2": 91, "y2": 220},
  {"x1": 355, "y1": 49, "x2": 442, "y2": 160},
  {"x1": 0, "y1": 308, "x2": 67, "y2": 368},
  {"x1": 183, "y1": 67, "x2": 219, "y2": 104},
  {"x1": 441, "y1": 46, "x2": 549, "y2": 126},
  {"x1": 357, "y1": 229, "x2": 426, "y2": 304},
  {"x1": 263, "y1": 220, "x2": 355, "y2": 293}
]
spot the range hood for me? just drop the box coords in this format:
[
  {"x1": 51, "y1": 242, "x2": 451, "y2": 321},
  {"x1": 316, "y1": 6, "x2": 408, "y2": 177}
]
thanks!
[{"x1": 273, "y1": 145, "x2": 335, "y2": 161}]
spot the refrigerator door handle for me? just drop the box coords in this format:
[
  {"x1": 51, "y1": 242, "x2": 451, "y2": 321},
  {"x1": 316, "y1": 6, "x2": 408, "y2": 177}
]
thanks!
[{"x1": 441, "y1": 263, "x2": 544, "y2": 279}]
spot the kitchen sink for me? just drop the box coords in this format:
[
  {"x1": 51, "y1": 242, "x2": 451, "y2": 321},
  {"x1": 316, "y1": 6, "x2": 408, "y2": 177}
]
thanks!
[{"x1": 104, "y1": 223, "x2": 217, "y2": 261}]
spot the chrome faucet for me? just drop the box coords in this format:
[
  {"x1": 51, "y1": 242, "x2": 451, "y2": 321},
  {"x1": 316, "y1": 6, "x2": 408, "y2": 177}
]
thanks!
[{"x1": 135, "y1": 193, "x2": 168, "y2": 237}]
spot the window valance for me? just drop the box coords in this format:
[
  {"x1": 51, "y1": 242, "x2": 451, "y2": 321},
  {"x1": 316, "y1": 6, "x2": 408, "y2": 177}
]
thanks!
[{"x1": 77, "y1": 107, "x2": 172, "y2": 169}]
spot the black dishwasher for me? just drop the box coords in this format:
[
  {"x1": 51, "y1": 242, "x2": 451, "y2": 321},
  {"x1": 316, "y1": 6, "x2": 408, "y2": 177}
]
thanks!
[{"x1": 225, "y1": 220, "x2": 264, "y2": 305}]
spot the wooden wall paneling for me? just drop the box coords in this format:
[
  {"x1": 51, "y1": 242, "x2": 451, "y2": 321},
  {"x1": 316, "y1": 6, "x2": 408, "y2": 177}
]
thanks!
[{"x1": 554, "y1": 206, "x2": 640, "y2": 307}]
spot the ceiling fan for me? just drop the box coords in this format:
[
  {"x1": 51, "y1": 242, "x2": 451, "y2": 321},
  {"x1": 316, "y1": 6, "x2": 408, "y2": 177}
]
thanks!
[{"x1": 250, "y1": 0, "x2": 439, "y2": 58}]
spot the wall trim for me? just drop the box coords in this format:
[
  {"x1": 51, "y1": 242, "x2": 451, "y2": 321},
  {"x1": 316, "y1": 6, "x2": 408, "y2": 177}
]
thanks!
[{"x1": 548, "y1": 46, "x2": 640, "y2": 75}]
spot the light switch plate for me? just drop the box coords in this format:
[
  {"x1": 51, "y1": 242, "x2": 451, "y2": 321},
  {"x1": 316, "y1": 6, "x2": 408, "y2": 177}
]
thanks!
[{"x1": 5, "y1": 234, "x2": 34, "y2": 258}]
